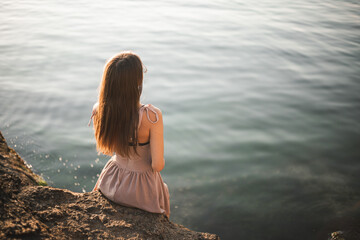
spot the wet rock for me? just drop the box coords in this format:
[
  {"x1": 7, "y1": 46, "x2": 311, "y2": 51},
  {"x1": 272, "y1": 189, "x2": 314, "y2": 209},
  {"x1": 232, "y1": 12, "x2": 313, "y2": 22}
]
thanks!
[{"x1": 0, "y1": 131, "x2": 220, "y2": 240}]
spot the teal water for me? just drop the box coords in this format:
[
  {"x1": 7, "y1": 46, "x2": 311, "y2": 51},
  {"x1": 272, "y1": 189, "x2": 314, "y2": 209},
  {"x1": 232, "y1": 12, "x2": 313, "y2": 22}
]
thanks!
[{"x1": 1, "y1": 0, "x2": 360, "y2": 239}]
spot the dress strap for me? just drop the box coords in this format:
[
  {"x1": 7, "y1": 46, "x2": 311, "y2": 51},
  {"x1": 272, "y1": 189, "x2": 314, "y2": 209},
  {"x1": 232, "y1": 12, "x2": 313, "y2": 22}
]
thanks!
[
  {"x1": 138, "y1": 104, "x2": 159, "y2": 129},
  {"x1": 88, "y1": 103, "x2": 158, "y2": 128},
  {"x1": 88, "y1": 102, "x2": 99, "y2": 126}
]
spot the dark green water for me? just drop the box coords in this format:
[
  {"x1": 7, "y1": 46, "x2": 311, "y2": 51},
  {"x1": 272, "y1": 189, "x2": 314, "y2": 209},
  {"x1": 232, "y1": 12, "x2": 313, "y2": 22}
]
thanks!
[{"x1": 1, "y1": 0, "x2": 359, "y2": 239}]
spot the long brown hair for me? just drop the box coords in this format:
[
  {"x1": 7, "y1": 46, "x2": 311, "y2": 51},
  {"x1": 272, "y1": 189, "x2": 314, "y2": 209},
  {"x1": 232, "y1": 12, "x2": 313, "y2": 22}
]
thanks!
[{"x1": 93, "y1": 51, "x2": 144, "y2": 157}]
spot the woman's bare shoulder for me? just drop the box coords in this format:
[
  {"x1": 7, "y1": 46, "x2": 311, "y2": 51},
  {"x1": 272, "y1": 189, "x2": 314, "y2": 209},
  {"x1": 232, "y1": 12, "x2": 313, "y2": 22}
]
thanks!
[
  {"x1": 147, "y1": 104, "x2": 162, "y2": 115},
  {"x1": 143, "y1": 104, "x2": 162, "y2": 124}
]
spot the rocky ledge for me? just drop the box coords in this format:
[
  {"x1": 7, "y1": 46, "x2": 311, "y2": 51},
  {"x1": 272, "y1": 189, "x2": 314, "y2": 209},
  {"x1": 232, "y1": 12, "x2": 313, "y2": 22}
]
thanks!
[{"x1": 0, "y1": 131, "x2": 220, "y2": 240}]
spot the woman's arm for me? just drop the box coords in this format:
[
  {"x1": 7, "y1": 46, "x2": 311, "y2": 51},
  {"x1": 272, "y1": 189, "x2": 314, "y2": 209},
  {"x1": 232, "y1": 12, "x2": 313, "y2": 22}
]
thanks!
[{"x1": 149, "y1": 107, "x2": 165, "y2": 172}]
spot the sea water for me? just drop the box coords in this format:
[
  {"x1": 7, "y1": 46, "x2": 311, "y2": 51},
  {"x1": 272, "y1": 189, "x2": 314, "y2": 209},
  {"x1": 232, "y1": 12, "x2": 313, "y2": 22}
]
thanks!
[{"x1": 1, "y1": 0, "x2": 359, "y2": 239}]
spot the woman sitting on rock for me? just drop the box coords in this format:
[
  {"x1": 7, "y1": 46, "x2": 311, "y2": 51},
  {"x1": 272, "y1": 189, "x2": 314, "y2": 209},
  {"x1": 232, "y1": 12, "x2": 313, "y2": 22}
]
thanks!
[{"x1": 89, "y1": 51, "x2": 170, "y2": 218}]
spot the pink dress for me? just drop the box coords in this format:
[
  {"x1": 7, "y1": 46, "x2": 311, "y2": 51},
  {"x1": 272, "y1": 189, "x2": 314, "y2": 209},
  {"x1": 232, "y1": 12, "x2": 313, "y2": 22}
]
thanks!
[{"x1": 93, "y1": 104, "x2": 170, "y2": 217}]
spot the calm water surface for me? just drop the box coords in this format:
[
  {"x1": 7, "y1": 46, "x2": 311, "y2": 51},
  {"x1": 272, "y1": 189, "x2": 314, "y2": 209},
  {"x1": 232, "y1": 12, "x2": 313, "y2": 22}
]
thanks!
[{"x1": 1, "y1": 0, "x2": 360, "y2": 239}]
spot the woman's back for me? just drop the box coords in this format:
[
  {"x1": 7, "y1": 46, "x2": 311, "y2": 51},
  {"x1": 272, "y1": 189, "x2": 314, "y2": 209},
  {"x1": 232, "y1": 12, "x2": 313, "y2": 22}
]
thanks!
[
  {"x1": 137, "y1": 104, "x2": 158, "y2": 143},
  {"x1": 113, "y1": 104, "x2": 161, "y2": 172},
  {"x1": 93, "y1": 104, "x2": 170, "y2": 217}
]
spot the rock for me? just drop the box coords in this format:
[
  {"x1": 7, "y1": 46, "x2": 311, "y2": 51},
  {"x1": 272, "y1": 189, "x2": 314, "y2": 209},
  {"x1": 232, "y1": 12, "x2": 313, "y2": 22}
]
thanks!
[
  {"x1": 329, "y1": 231, "x2": 345, "y2": 240},
  {"x1": 0, "y1": 131, "x2": 220, "y2": 240}
]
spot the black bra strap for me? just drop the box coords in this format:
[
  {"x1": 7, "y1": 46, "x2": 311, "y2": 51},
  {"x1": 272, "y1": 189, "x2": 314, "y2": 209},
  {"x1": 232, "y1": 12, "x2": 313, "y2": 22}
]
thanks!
[
  {"x1": 138, "y1": 141, "x2": 150, "y2": 146},
  {"x1": 128, "y1": 141, "x2": 150, "y2": 146}
]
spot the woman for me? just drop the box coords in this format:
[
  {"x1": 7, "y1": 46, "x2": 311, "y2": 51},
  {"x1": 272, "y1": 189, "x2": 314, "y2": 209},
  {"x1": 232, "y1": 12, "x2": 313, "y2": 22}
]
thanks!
[{"x1": 89, "y1": 51, "x2": 170, "y2": 218}]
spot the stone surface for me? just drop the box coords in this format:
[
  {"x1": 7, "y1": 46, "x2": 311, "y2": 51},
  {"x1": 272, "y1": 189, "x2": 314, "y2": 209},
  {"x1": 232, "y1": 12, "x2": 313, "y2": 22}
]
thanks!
[{"x1": 0, "y1": 131, "x2": 220, "y2": 240}]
